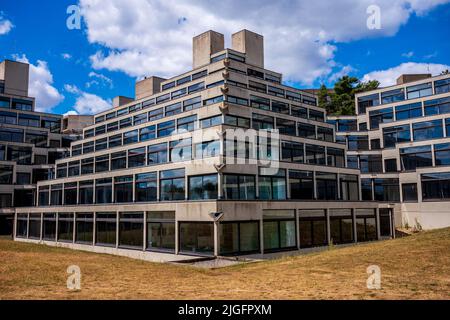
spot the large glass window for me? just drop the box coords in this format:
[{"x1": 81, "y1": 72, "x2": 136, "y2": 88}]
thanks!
[
  {"x1": 119, "y1": 212, "x2": 144, "y2": 249},
  {"x1": 16, "y1": 213, "x2": 28, "y2": 238},
  {"x1": 327, "y1": 148, "x2": 345, "y2": 167},
  {"x1": 68, "y1": 161, "x2": 80, "y2": 177},
  {"x1": 147, "y1": 211, "x2": 175, "y2": 252},
  {"x1": 252, "y1": 114, "x2": 274, "y2": 130},
  {"x1": 276, "y1": 118, "x2": 296, "y2": 136},
  {"x1": 114, "y1": 176, "x2": 133, "y2": 203},
  {"x1": 402, "y1": 183, "x2": 418, "y2": 202},
  {"x1": 395, "y1": 102, "x2": 422, "y2": 120},
  {"x1": 50, "y1": 184, "x2": 63, "y2": 206},
  {"x1": 250, "y1": 95, "x2": 270, "y2": 110},
  {"x1": 140, "y1": 125, "x2": 156, "y2": 142},
  {"x1": 76, "y1": 213, "x2": 93, "y2": 244},
  {"x1": 263, "y1": 210, "x2": 296, "y2": 252},
  {"x1": 305, "y1": 144, "x2": 325, "y2": 165},
  {"x1": 422, "y1": 172, "x2": 450, "y2": 201},
  {"x1": 43, "y1": 213, "x2": 56, "y2": 241},
  {"x1": 38, "y1": 186, "x2": 50, "y2": 206},
  {"x1": 183, "y1": 96, "x2": 201, "y2": 111},
  {"x1": 413, "y1": 120, "x2": 443, "y2": 141},
  {"x1": 64, "y1": 182, "x2": 78, "y2": 205},
  {"x1": 7, "y1": 146, "x2": 32, "y2": 164},
  {"x1": 381, "y1": 88, "x2": 404, "y2": 104},
  {"x1": 28, "y1": 213, "x2": 41, "y2": 239},
  {"x1": 148, "y1": 143, "x2": 168, "y2": 165},
  {"x1": 79, "y1": 180, "x2": 94, "y2": 204},
  {"x1": 357, "y1": 93, "x2": 379, "y2": 114},
  {"x1": 95, "y1": 178, "x2": 112, "y2": 204},
  {"x1": 355, "y1": 209, "x2": 377, "y2": 242},
  {"x1": 188, "y1": 174, "x2": 218, "y2": 200},
  {"x1": 111, "y1": 151, "x2": 127, "y2": 170},
  {"x1": 400, "y1": 146, "x2": 432, "y2": 170},
  {"x1": 81, "y1": 158, "x2": 94, "y2": 175},
  {"x1": 406, "y1": 83, "x2": 432, "y2": 99},
  {"x1": 424, "y1": 97, "x2": 450, "y2": 116},
  {"x1": 289, "y1": 170, "x2": 314, "y2": 200},
  {"x1": 58, "y1": 213, "x2": 74, "y2": 242},
  {"x1": 160, "y1": 169, "x2": 185, "y2": 201},
  {"x1": 0, "y1": 128, "x2": 23, "y2": 142},
  {"x1": 359, "y1": 155, "x2": 383, "y2": 173},
  {"x1": 135, "y1": 172, "x2": 157, "y2": 202},
  {"x1": 329, "y1": 209, "x2": 354, "y2": 245},
  {"x1": 258, "y1": 169, "x2": 286, "y2": 200},
  {"x1": 316, "y1": 172, "x2": 338, "y2": 200},
  {"x1": 317, "y1": 126, "x2": 334, "y2": 142},
  {"x1": 123, "y1": 130, "x2": 138, "y2": 145},
  {"x1": 298, "y1": 123, "x2": 316, "y2": 139},
  {"x1": 220, "y1": 221, "x2": 260, "y2": 255},
  {"x1": 157, "y1": 120, "x2": 175, "y2": 138},
  {"x1": 383, "y1": 125, "x2": 411, "y2": 148},
  {"x1": 435, "y1": 143, "x2": 450, "y2": 166},
  {"x1": 340, "y1": 174, "x2": 359, "y2": 201},
  {"x1": 95, "y1": 155, "x2": 109, "y2": 173},
  {"x1": 369, "y1": 107, "x2": 393, "y2": 129},
  {"x1": 299, "y1": 210, "x2": 327, "y2": 248},
  {"x1": 379, "y1": 209, "x2": 392, "y2": 237},
  {"x1": 169, "y1": 138, "x2": 192, "y2": 163},
  {"x1": 179, "y1": 222, "x2": 214, "y2": 255},
  {"x1": 128, "y1": 147, "x2": 146, "y2": 168},
  {"x1": 223, "y1": 174, "x2": 256, "y2": 200},
  {"x1": 96, "y1": 212, "x2": 117, "y2": 246},
  {"x1": 435, "y1": 78, "x2": 450, "y2": 94},
  {"x1": 195, "y1": 140, "x2": 220, "y2": 159},
  {"x1": 347, "y1": 135, "x2": 369, "y2": 151},
  {"x1": 281, "y1": 141, "x2": 304, "y2": 163},
  {"x1": 374, "y1": 178, "x2": 400, "y2": 202}
]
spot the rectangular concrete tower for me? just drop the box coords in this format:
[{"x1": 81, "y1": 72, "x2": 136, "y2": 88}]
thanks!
[
  {"x1": 193, "y1": 30, "x2": 225, "y2": 69},
  {"x1": 232, "y1": 29, "x2": 264, "y2": 68}
]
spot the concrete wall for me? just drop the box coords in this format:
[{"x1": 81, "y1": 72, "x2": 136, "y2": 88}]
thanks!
[
  {"x1": 232, "y1": 30, "x2": 264, "y2": 68},
  {"x1": 135, "y1": 76, "x2": 166, "y2": 100},
  {"x1": 193, "y1": 30, "x2": 225, "y2": 69},
  {"x1": 1, "y1": 60, "x2": 29, "y2": 97}
]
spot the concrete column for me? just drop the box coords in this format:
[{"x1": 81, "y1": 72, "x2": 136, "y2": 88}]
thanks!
[
  {"x1": 375, "y1": 208, "x2": 381, "y2": 240},
  {"x1": 92, "y1": 212, "x2": 96, "y2": 246},
  {"x1": 115, "y1": 211, "x2": 119, "y2": 249},
  {"x1": 55, "y1": 212, "x2": 59, "y2": 242},
  {"x1": 313, "y1": 171, "x2": 318, "y2": 199},
  {"x1": 325, "y1": 209, "x2": 331, "y2": 245},
  {"x1": 259, "y1": 216, "x2": 264, "y2": 254},
  {"x1": 73, "y1": 213, "x2": 76, "y2": 243},
  {"x1": 286, "y1": 170, "x2": 291, "y2": 199},
  {"x1": 40, "y1": 213, "x2": 43, "y2": 241},
  {"x1": 213, "y1": 221, "x2": 219, "y2": 257},
  {"x1": 143, "y1": 212, "x2": 147, "y2": 252},
  {"x1": 217, "y1": 173, "x2": 223, "y2": 199},
  {"x1": 337, "y1": 173, "x2": 341, "y2": 200},
  {"x1": 352, "y1": 209, "x2": 357, "y2": 243},
  {"x1": 296, "y1": 209, "x2": 300, "y2": 250},
  {"x1": 13, "y1": 212, "x2": 17, "y2": 240},
  {"x1": 175, "y1": 221, "x2": 179, "y2": 255},
  {"x1": 26, "y1": 213, "x2": 30, "y2": 239}
]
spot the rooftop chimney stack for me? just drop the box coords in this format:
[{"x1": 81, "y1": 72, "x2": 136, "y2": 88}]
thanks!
[
  {"x1": 0, "y1": 60, "x2": 29, "y2": 96},
  {"x1": 396, "y1": 74, "x2": 432, "y2": 85},
  {"x1": 192, "y1": 30, "x2": 225, "y2": 69},
  {"x1": 232, "y1": 29, "x2": 264, "y2": 68},
  {"x1": 135, "y1": 76, "x2": 166, "y2": 101}
]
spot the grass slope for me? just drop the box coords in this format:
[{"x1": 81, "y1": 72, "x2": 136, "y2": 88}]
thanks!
[{"x1": 0, "y1": 228, "x2": 449, "y2": 300}]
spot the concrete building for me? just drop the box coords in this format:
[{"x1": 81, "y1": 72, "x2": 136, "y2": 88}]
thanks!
[
  {"x1": 328, "y1": 72, "x2": 450, "y2": 230},
  {"x1": 14, "y1": 30, "x2": 397, "y2": 259},
  {"x1": 0, "y1": 60, "x2": 92, "y2": 235}
]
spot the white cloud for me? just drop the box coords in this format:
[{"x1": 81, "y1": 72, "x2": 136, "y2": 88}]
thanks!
[
  {"x1": 12, "y1": 54, "x2": 64, "y2": 113},
  {"x1": 424, "y1": 52, "x2": 438, "y2": 59},
  {"x1": 64, "y1": 84, "x2": 111, "y2": 115},
  {"x1": 0, "y1": 15, "x2": 13, "y2": 35},
  {"x1": 401, "y1": 51, "x2": 414, "y2": 58},
  {"x1": 61, "y1": 53, "x2": 72, "y2": 60},
  {"x1": 86, "y1": 71, "x2": 113, "y2": 88},
  {"x1": 362, "y1": 62, "x2": 450, "y2": 86},
  {"x1": 328, "y1": 65, "x2": 357, "y2": 83},
  {"x1": 79, "y1": 0, "x2": 450, "y2": 85}
]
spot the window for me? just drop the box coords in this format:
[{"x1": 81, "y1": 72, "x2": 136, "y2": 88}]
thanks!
[
  {"x1": 281, "y1": 141, "x2": 304, "y2": 163},
  {"x1": 424, "y1": 97, "x2": 450, "y2": 116},
  {"x1": 106, "y1": 111, "x2": 116, "y2": 120},
  {"x1": 0, "y1": 193, "x2": 11, "y2": 208},
  {"x1": 16, "y1": 172, "x2": 31, "y2": 185},
  {"x1": 361, "y1": 179, "x2": 373, "y2": 200},
  {"x1": 223, "y1": 174, "x2": 256, "y2": 200},
  {"x1": 43, "y1": 213, "x2": 56, "y2": 241},
  {"x1": 303, "y1": 96, "x2": 317, "y2": 106},
  {"x1": 355, "y1": 209, "x2": 377, "y2": 242},
  {"x1": 263, "y1": 210, "x2": 296, "y2": 251},
  {"x1": 248, "y1": 81, "x2": 267, "y2": 93},
  {"x1": 305, "y1": 144, "x2": 325, "y2": 165},
  {"x1": 64, "y1": 182, "x2": 78, "y2": 205},
  {"x1": 384, "y1": 159, "x2": 398, "y2": 172},
  {"x1": 114, "y1": 176, "x2": 133, "y2": 203},
  {"x1": 157, "y1": 120, "x2": 175, "y2": 138},
  {"x1": 435, "y1": 78, "x2": 450, "y2": 94},
  {"x1": 248, "y1": 68, "x2": 265, "y2": 79},
  {"x1": 192, "y1": 70, "x2": 207, "y2": 80},
  {"x1": 298, "y1": 123, "x2": 316, "y2": 139},
  {"x1": 259, "y1": 169, "x2": 286, "y2": 200},
  {"x1": 379, "y1": 209, "x2": 392, "y2": 237},
  {"x1": 201, "y1": 115, "x2": 222, "y2": 128},
  {"x1": 316, "y1": 172, "x2": 338, "y2": 200},
  {"x1": 148, "y1": 108, "x2": 163, "y2": 121},
  {"x1": 435, "y1": 143, "x2": 450, "y2": 166},
  {"x1": 148, "y1": 143, "x2": 167, "y2": 165},
  {"x1": 395, "y1": 102, "x2": 422, "y2": 120},
  {"x1": 165, "y1": 102, "x2": 182, "y2": 116},
  {"x1": 195, "y1": 140, "x2": 220, "y2": 159},
  {"x1": 7, "y1": 146, "x2": 32, "y2": 164},
  {"x1": 447, "y1": 118, "x2": 450, "y2": 136},
  {"x1": 183, "y1": 96, "x2": 201, "y2": 111},
  {"x1": 383, "y1": 125, "x2": 411, "y2": 148},
  {"x1": 177, "y1": 75, "x2": 191, "y2": 86},
  {"x1": 272, "y1": 101, "x2": 289, "y2": 114},
  {"x1": 252, "y1": 114, "x2": 274, "y2": 130},
  {"x1": 0, "y1": 111, "x2": 17, "y2": 124},
  {"x1": 317, "y1": 126, "x2": 334, "y2": 142},
  {"x1": 18, "y1": 114, "x2": 40, "y2": 127},
  {"x1": 381, "y1": 88, "x2": 405, "y2": 104},
  {"x1": 119, "y1": 212, "x2": 144, "y2": 249},
  {"x1": 143, "y1": 98, "x2": 156, "y2": 110},
  {"x1": 83, "y1": 141, "x2": 94, "y2": 154},
  {"x1": 250, "y1": 95, "x2": 270, "y2": 110},
  {"x1": 79, "y1": 180, "x2": 94, "y2": 204},
  {"x1": 358, "y1": 93, "x2": 380, "y2": 114},
  {"x1": 374, "y1": 178, "x2": 400, "y2": 202},
  {"x1": 347, "y1": 135, "x2": 369, "y2": 151},
  {"x1": 38, "y1": 186, "x2": 50, "y2": 206},
  {"x1": 327, "y1": 148, "x2": 345, "y2": 167},
  {"x1": 107, "y1": 121, "x2": 118, "y2": 132},
  {"x1": 291, "y1": 105, "x2": 307, "y2": 118},
  {"x1": 189, "y1": 174, "x2": 218, "y2": 200},
  {"x1": 413, "y1": 120, "x2": 443, "y2": 141},
  {"x1": 268, "y1": 85, "x2": 285, "y2": 98},
  {"x1": 335, "y1": 119, "x2": 357, "y2": 132},
  {"x1": 81, "y1": 158, "x2": 94, "y2": 175},
  {"x1": 177, "y1": 115, "x2": 197, "y2": 132},
  {"x1": 135, "y1": 172, "x2": 157, "y2": 202},
  {"x1": 76, "y1": 213, "x2": 93, "y2": 244},
  {"x1": 340, "y1": 174, "x2": 359, "y2": 201},
  {"x1": 95, "y1": 138, "x2": 108, "y2": 151},
  {"x1": 402, "y1": 183, "x2": 418, "y2": 202},
  {"x1": 286, "y1": 90, "x2": 301, "y2": 102},
  {"x1": 406, "y1": 83, "x2": 432, "y2": 99},
  {"x1": 220, "y1": 221, "x2": 259, "y2": 255},
  {"x1": 179, "y1": 222, "x2": 214, "y2": 255},
  {"x1": 95, "y1": 115, "x2": 105, "y2": 124},
  {"x1": 56, "y1": 163, "x2": 67, "y2": 178},
  {"x1": 422, "y1": 172, "x2": 450, "y2": 201},
  {"x1": 12, "y1": 99, "x2": 33, "y2": 111},
  {"x1": 119, "y1": 117, "x2": 132, "y2": 129},
  {"x1": 299, "y1": 210, "x2": 327, "y2": 248},
  {"x1": 371, "y1": 139, "x2": 381, "y2": 150},
  {"x1": 329, "y1": 209, "x2": 353, "y2": 244},
  {"x1": 96, "y1": 178, "x2": 112, "y2": 204},
  {"x1": 95, "y1": 155, "x2": 109, "y2": 173},
  {"x1": 369, "y1": 107, "x2": 393, "y2": 129},
  {"x1": 359, "y1": 155, "x2": 382, "y2": 173},
  {"x1": 28, "y1": 213, "x2": 41, "y2": 239},
  {"x1": 162, "y1": 81, "x2": 175, "y2": 91},
  {"x1": 276, "y1": 118, "x2": 296, "y2": 136},
  {"x1": 123, "y1": 130, "x2": 138, "y2": 145},
  {"x1": 128, "y1": 147, "x2": 146, "y2": 168},
  {"x1": 58, "y1": 213, "x2": 74, "y2": 242},
  {"x1": 16, "y1": 213, "x2": 28, "y2": 238},
  {"x1": 160, "y1": 169, "x2": 185, "y2": 201},
  {"x1": 140, "y1": 125, "x2": 156, "y2": 141},
  {"x1": 224, "y1": 115, "x2": 249, "y2": 128},
  {"x1": 169, "y1": 138, "x2": 192, "y2": 162},
  {"x1": 0, "y1": 128, "x2": 23, "y2": 142},
  {"x1": 156, "y1": 93, "x2": 170, "y2": 104},
  {"x1": 188, "y1": 82, "x2": 204, "y2": 94},
  {"x1": 133, "y1": 113, "x2": 147, "y2": 126},
  {"x1": 95, "y1": 125, "x2": 106, "y2": 136},
  {"x1": 147, "y1": 211, "x2": 175, "y2": 251},
  {"x1": 96, "y1": 212, "x2": 117, "y2": 246},
  {"x1": 289, "y1": 170, "x2": 314, "y2": 200},
  {"x1": 204, "y1": 96, "x2": 224, "y2": 106},
  {"x1": 109, "y1": 151, "x2": 126, "y2": 171},
  {"x1": 227, "y1": 95, "x2": 248, "y2": 106},
  {"x1": 50, "y1": 185, "x2": 62, "y2": 206}
]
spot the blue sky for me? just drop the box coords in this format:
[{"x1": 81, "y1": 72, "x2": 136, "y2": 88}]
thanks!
[{"x1": 0, "y1": 0, "x2": 449, "y2": 115}]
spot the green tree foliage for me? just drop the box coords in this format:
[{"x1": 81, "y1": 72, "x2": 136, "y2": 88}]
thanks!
[{"x1": 318, "y1": 76, "x2": 380, "y2": 115}]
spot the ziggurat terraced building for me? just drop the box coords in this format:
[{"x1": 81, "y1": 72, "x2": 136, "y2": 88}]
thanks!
[{"x1": 12, "y1": 30, "x2": 450, "y2": 259}]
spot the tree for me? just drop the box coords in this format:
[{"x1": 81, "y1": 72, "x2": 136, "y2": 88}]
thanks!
[
  {"x1": 325, "y1": 76, "x2": 380, "y2": 115},
  {"x1": 317, "y1": 84, "x2": 331, "y2": 112}
]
